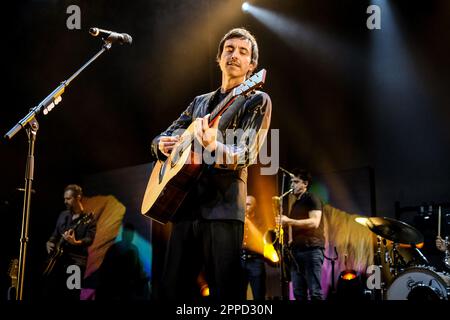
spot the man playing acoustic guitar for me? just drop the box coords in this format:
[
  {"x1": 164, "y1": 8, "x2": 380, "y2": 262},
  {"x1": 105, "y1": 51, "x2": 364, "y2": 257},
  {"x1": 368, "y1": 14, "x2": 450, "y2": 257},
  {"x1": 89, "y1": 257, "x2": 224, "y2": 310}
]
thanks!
[{"x1": 150, "y1": 28, "x2": 271, "y2": 301}]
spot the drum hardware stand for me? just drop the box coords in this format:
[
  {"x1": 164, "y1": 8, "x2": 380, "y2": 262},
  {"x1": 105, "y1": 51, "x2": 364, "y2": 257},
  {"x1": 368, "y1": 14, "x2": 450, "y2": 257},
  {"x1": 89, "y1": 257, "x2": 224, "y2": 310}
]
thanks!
[
  {"x1": 438, "y1": 207, "x2": 450, "y2": 270},
  {"x1": 444, "y1": 236, "x2": 450, "y2": 270},
  {"x1": 373, "y1": 236, "x2": 387, "y2": 300},
  {"x1": 363, "y1": 216, "x2": 426, "y2": 300},
  {"x1": 391, "y1": 242, "x2": 406, "y2": 277},
  {"x1": 382, "y1": 238, "x2": 392, "y2": 267},
  {"x1": 323, "y1": 246, "x2": 339, "y2": 297}
]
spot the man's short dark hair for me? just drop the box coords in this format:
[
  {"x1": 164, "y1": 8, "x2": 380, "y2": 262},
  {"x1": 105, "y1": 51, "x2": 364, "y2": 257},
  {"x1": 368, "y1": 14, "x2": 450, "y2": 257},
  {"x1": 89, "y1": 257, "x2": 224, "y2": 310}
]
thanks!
[
  {"x1": 291, "y1": 169, "x2": 313, "y2": 189},
  {"x1": 64, "y1": 184, "x2": 83, "y2": 198},
  {"x1": 216, "y1": 27, "x2": 259, "y2": 75}
]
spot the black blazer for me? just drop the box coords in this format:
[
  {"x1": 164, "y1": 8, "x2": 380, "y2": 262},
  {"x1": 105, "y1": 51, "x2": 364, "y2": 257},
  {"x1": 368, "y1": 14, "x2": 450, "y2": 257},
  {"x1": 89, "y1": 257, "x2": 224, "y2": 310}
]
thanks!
[{"x1": 150, "y1": 88, "x2": 272, "y2": 222}]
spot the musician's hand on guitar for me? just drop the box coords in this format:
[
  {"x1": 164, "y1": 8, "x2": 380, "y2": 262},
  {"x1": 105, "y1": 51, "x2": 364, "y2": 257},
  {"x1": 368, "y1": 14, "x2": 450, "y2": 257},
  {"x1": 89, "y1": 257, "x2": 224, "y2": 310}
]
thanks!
[
  {"x1": 46, "y1": 241, "x2": 55, "y2": 254},
  {"x1": 63, "y1": 229, "x2": 82, "y2": 245},
  {"x1": 158, "y1": 136, "x2": 180, "y2": 157},
  {"x1": 195, "y1": 114, "x2": 221, "y2": 152}
]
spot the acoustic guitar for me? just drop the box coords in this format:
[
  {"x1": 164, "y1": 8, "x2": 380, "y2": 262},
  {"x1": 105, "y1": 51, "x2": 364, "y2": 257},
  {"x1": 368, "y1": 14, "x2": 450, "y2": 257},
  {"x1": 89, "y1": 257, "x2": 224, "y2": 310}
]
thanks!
[{"x1": 141, "y1": 69, "x2": 267, "y2": 224}]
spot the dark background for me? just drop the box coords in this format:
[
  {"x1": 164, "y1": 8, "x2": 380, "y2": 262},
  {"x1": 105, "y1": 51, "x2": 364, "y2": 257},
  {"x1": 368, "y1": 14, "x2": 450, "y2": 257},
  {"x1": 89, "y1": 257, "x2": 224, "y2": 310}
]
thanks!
[{"x1": 1, "y1": 0, "x2": 449, "y2": 300}]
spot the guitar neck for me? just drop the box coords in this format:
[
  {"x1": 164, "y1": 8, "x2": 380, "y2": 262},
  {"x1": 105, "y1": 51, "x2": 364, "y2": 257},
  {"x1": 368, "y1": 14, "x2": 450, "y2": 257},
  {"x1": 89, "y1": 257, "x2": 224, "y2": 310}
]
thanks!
[
  {"x1": 54, "y1": 214, "x2": 92, "y2": 247},
  {"x1": 209, "y1": 91, "x2": 236, "y2": 124},
  {"x1": 208, "y1": 69, "x2": 266, "y2": 126}
]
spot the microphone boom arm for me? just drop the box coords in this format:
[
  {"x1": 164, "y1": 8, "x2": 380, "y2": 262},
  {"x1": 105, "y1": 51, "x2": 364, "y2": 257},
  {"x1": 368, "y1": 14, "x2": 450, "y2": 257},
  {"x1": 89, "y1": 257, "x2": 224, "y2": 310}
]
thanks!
[
  {"x1": 279, "y1": 167, "x2": 295, "y2": 178},
  {"x1": 4, "y1": 41, "x2": 112, "y2": 140}
]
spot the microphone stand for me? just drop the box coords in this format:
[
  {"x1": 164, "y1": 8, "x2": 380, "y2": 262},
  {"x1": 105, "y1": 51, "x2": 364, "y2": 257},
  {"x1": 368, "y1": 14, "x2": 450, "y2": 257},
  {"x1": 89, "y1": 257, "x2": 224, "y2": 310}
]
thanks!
[
  {"x1": 4, "y1": 40, "x2": 114, "y2": 300},
  {"x1": 273, "y1": 175, "x2": 293, "y2": 300},
  {"x1": 323, "y1": 246, "x2": 339, "y2": 298}
]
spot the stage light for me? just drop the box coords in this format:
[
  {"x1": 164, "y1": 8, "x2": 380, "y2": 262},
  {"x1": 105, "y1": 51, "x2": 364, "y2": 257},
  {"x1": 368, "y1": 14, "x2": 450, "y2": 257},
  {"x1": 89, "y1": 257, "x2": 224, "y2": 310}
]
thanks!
[
  {"x1": 340, "y1": 270, "x2": 357, "y2": 281},
  {"x1": 355, "y1": 216, "x2": 370, "y2": 226},
  {"x1": 398, "y1": 241, "x2": 424, "y2": 249},
  {"x1": 200, "y1": 284, "x2": 210, "y2": 297},
  {"x1": 336, "y1": 269, "x2": 366, "y2": 300},
  {"x1": 263, "y1": 228, "x2": 281, "y2": 263},
  {"x1": 242, "y1": 2, "x2": 250, "y2": 12},
  {"x1": 263, "y1": 243, "x2": 280, "y2": 263},
  {"x1": 197, "y1": 273, "x2": 210, "y2": 297}
]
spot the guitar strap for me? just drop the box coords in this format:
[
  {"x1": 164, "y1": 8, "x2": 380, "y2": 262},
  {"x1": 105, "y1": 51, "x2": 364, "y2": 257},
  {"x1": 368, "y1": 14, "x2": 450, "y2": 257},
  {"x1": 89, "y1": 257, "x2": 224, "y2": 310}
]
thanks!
[
  {"x1": 207, "y1": 87, "x2": 252, "y2": 132},
  {"x1": 207, "y1": 88, "x2": 228, "y2": 113}
]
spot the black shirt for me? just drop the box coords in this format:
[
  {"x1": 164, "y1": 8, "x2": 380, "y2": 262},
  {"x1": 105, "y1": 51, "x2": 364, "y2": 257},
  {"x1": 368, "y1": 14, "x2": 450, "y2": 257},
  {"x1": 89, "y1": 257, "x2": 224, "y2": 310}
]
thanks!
[
  {"x1": 150, "y1": 87, "x2": 272, "y2": 222},
  {"x1": 208, "y1": 89, "x2": 230, "y2": 114},
  {"x1": 289, "y1": 192, "x2": 325, "y2": 249},
  {"x1": 48, "y1": 210, "x2": 96, "y2": 265}
]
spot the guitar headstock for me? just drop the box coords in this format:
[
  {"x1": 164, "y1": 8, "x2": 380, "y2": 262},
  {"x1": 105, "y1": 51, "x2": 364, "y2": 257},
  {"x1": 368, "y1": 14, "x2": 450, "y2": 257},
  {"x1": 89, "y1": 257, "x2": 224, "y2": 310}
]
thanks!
[
  {"x1": 81, "y1": 212, "x2": 94, "y2": 224},
  {"x1": 232, "y1": 69, "x2": 267, "y2": 97},
  {"x1": 74, "y1": 212, "x2": 94, "y2": 227}
]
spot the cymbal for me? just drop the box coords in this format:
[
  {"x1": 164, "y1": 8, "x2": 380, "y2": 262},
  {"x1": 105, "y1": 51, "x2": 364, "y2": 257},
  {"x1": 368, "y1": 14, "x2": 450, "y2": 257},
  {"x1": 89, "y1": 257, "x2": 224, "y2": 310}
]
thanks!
[{"x1": 366, "y1": 217, "x2": 424, "y2": 245}]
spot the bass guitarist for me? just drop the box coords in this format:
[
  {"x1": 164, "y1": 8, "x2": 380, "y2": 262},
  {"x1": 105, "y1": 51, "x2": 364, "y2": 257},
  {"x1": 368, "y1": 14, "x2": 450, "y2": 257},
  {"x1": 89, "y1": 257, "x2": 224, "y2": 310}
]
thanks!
[
  {"x1": 150, "y1": 28, "x2": 271, "y2": 301},
  {"x1": 44, "y1": 184, "x2": 96, "y2": 300}
]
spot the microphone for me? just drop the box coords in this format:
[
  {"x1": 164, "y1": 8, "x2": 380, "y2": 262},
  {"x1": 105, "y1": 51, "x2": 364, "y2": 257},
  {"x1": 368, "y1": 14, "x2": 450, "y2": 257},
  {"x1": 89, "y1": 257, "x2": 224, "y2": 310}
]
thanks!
[
  {"x1": 89, "y1": 27, "x2": 133, "y2": 45},
  {"x1": 278, "y1": 167, "x2": 295, "y2": 179}
]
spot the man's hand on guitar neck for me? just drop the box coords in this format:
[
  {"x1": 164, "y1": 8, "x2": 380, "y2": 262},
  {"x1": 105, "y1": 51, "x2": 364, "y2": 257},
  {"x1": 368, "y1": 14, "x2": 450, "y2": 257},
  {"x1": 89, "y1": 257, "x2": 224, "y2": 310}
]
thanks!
[
  {"x1": 63, "y1": 229, "x2": 82, "y2": 246},
  {"x1": 195, "y1": 114, "x2": 222, "y2": 152},
  {"x1": 158, "y1": 136, "x2": 180, "y2": 157}
]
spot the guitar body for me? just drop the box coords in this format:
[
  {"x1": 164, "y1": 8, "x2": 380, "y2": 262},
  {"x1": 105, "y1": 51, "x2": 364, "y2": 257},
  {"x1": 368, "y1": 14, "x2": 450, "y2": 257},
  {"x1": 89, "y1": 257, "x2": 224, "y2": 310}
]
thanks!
[
  {"x1": 141, "y1": 123, "x2": 203, "y2": 224},
  {"x1": 43, "y1": 243, "x2": 64, "y2": 277}
]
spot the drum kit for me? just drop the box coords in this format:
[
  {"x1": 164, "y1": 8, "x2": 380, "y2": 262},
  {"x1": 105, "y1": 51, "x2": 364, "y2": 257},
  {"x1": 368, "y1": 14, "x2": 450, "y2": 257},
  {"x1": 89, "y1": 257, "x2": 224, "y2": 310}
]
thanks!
[{"x1": 360, "y1": 216, "x2": 450, "y2": 300}]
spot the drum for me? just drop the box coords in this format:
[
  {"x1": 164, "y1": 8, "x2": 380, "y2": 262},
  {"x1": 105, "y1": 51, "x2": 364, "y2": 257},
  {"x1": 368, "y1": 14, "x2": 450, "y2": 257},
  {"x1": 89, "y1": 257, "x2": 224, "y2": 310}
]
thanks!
[{"x1": 386, "y1": 266, "x2": 450, "y2": 300}]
